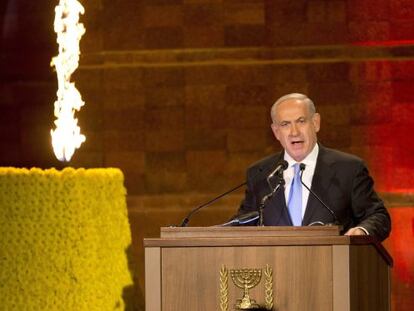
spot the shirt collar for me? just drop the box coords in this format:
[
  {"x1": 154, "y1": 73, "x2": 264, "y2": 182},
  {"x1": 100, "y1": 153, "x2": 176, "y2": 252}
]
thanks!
[{"x1": 283, "y1": 143, "x2": 319, "y2": 168}]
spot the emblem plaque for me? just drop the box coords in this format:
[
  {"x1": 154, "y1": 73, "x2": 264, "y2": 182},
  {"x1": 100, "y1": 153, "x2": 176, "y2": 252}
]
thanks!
[{"x1": 219, "y1": 264, "x2": 274, "y2": 310}]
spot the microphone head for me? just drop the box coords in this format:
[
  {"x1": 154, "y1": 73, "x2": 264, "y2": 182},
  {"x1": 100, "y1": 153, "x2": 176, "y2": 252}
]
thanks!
[
  {"x1": 280, "y1": 160, "x2": 289, "y2": 170},
  {"x1": 299, "y1": 163, "x2": 306, "y2": 171}
]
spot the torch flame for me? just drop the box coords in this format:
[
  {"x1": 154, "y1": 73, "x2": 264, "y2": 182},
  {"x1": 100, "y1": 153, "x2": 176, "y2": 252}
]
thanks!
[{"x1": 51, "y1": 0, "x2": 86, "y2": 162}]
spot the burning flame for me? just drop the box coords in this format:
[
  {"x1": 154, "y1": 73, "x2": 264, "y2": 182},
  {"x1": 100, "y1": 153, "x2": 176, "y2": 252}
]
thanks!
[{"x1": 50, "y1": 0, "x2": 86, "y2": 162}]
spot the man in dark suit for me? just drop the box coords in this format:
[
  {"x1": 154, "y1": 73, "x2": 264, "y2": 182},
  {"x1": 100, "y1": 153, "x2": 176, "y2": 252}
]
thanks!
[{"x1": 237, "y1": 93, "x2": 391, "y2": 241}]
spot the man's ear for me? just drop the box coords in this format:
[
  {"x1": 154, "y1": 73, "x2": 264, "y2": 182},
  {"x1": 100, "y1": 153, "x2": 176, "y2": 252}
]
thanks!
[
  {"x1": 271, "y1": 123, "x2": 280, "y2": 141},
  {"x1": 313, "y1": 113, "x2": 321, "y2": 133}
]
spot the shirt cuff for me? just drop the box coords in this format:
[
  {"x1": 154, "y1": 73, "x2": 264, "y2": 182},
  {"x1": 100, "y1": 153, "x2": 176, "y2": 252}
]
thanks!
[{"x1": 355, "y1": 226, "x2": 369, "y2": 235}]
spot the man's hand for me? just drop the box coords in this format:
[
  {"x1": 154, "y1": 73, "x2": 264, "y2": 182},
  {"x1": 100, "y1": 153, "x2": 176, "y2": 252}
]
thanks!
[{"x1": 344, "y1": 227, "x2": 367, "y2": 236}]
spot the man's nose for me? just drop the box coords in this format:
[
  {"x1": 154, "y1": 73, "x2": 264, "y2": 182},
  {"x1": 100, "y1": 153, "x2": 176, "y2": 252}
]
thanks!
[{"x1": 290, "y1": 123, "x2": 299, "y2": 136}]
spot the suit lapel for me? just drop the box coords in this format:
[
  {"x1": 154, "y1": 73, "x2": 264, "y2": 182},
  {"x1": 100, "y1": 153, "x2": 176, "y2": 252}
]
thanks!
[{"x1": 302, "y1": 146, "x2": 335, "y2": 225}]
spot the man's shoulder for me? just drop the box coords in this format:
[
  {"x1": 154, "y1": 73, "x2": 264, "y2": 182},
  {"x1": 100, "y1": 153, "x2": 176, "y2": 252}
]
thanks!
[{"x1": 320, "y1": 146, "x2": 365, "y2": 166}]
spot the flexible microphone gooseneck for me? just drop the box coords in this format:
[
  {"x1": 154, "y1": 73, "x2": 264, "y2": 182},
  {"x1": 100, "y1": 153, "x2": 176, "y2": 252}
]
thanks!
[
  {"x1": 219, "y1": 211, "x2": 260, "y2": 226},
  {"x1": 299, "y1": 163, "x2": 339, "y2": 225},
  {"x1": 258, "y1": 160, "x2": 289, "y2": 226},
  {"x1": 179, "y1": 181, "x2": 247, "y2": 227},
  {"x1": 266, "y1": 160, "x2": 289, "y2": 190}
]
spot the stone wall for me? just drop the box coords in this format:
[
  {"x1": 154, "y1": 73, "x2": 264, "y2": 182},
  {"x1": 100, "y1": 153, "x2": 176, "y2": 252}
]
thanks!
[{"x1": 1, "y1": 1, "x2": 414, "y2": 310}]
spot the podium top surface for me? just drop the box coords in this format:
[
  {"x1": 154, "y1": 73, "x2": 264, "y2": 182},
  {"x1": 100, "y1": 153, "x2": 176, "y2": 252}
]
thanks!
[
  {"x1": 144, "y1": 226, "x2": 393, "y2": 266},
  {"x1": 160, "y1": 226, "x2": 341, "y2": 238}
]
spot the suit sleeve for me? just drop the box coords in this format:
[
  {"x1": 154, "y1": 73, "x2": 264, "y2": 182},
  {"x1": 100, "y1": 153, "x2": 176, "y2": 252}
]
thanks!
[{"x1": 351, "y1": 161, "x2": 391, "y2": 241}]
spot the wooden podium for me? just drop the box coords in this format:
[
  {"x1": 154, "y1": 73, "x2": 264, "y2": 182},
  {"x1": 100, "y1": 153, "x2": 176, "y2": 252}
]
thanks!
[{"x1": 144, "y1": 226, "x2": 392, "y2": 311}]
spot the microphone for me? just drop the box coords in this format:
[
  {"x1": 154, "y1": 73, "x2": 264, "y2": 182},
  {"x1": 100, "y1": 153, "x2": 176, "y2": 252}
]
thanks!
[
  {"x1": 219, "y1": 211, "x2": 260, "y2": 226},
  {"x1": 179, "y1": 181, "x2": 247, "y2": 227},
  {"x1": 267, "y1": 160, "x2": 288, "y2": 190},
  {"x1": 299, "y1": 163, "x2": 340, "y2": 225}
]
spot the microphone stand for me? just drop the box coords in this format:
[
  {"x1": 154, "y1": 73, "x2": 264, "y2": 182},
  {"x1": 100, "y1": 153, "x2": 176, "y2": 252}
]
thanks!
[{"x1": 258, "y1": 178, "x2": 285, "y2": 226}]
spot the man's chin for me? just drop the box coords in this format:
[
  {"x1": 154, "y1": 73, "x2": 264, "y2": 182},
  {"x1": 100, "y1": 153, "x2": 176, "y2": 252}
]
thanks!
[{"x1": 286, "y1": 149, "x2": 306, "y2": 162}]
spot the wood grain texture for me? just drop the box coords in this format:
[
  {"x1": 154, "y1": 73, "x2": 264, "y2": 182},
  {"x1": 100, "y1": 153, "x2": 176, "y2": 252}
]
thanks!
[
  {"x1": 145, "y1": 247, "x2": 161, "y2": 311},
  {"x1": 161, "y1": 225, "x2": 341, "y2": 238},
  {"x1": 161, "y1": 245, "x2": 333, "y2": 311}
]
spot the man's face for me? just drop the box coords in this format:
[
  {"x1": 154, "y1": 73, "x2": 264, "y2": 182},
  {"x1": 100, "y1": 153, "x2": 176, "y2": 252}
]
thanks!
[{"x1": 271, "y1": 99, "x2": 320, "y2": 162}]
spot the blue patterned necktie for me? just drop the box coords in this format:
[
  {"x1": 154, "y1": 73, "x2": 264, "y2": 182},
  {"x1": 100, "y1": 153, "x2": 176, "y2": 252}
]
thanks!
[{"x1": 288, "y1": 163, "x2": 302, "y2": 226}]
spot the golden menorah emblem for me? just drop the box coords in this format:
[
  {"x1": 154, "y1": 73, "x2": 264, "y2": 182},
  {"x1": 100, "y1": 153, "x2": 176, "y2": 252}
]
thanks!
[
  {"x1": 230, "y1": 268, "x2": 262, "y2": 309},
  {"x1": 219, "y1": 265, "x2": 273, "y2": 310}
]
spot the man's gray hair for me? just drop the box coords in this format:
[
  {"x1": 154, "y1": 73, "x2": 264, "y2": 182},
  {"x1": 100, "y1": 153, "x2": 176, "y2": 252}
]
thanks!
[{"x1": 271, "y1": 93, "x2": 316, "y2": 121}]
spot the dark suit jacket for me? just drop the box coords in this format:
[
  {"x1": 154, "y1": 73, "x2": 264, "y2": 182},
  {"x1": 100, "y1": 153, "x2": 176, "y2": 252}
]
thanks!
[{"x1": 237, "y1": 145, "x2": 391, "y2": 241}]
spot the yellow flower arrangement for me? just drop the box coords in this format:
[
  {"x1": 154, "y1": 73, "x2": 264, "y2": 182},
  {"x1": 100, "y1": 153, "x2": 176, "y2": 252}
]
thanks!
[{"x1": 0, "y1": 167, "x2": 133, "y2": 310}]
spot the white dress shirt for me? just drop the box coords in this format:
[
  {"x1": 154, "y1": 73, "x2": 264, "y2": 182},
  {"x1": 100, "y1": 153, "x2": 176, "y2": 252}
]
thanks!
[{"x1": 283, "y1": 144, "x2": 319, "y2": 219}]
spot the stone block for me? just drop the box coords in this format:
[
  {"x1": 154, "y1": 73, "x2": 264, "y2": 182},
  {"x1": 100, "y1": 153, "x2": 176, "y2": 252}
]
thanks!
[
  {"x1": 351, "y1": 82, "x2": 392, "y2": 125},
  {"x1": 227, "y1": 129, "x2": 267, "y2": 152},
  {"x1": 347, "y1": 0, "x2": 390, "y2": 21},
  {"x1": 143, "y1": 4, "x2": 183, "y2": 27},
  {"x1": 145, "y1": 130, "x2": 185, "y2": 152},
  {"x1": 307, "y1": 63, "x2": 350, "y2": 82},
  {"x1": 265, "y1": 0, "x2": 308, "y2": 25},
  {"x1": 145, "y1": 171, "x2": 188, "y2": 193},
  {"x1": 185, "y1": 128, "x2": 227, "y2": 150},
  {"x1": 226, "y1": 64, "x2": 273, "y2": 86},
  {"x1": 185, "y1": 85, "x2": 226, "y2": 107},
  {"x1": 185, "y1": 105, "x2": 228, "y2": 129},
  {"x1": 186, "y1": 150, "x2": 227, "y2": 174},
  {"x1": 390, "y1": 0, "x2": 414, "y2": 21},
  {"x1": 124, "y1": 171, "x2": 147, "y2": 195},
  {"x1": 227, "y1": 105, "x2": 269, "y2": 129},
  {"x1": 392, "y1": 81, "x2": 414, "y2": 103},
  {"x1": 317, "y1": 104, "x2": 350, "y2": 126},
  {"x1": 308, "y1": 82, "x2": 356, "y2": 106},
  {"x1": 102, "y1": 1, "x2": 145, "y2": 50},
  {"x1": 390, "y1": 20, "x2": 414, "y2": 41},
  {"x1": 68, "y1": 151, "x2": 104, "y2": 168},
  {"x1": 391, "y1": 61, "x2": 414, "y2": 80},
  {"x1": 143, "y1": 67, "x2": 185, "y2": 88},
  {"x1": 183, "y1": 25, "x2": 225, "y2": 48},
  {"x1": 307, "y1": 0, "x2": 346, "y2": 23},
  {"x1": 270, "y1": 64, "x2": 308, "y2": 84},
  {"x1": 145, "y1": 152, "x2": 187, "y2": 193},
  {"x1": 349, "y1": 61, "x2": 391, "y2": 83},
  {"x1": 104, "y1": 130, "x2": 146, "y2": 152},
  {"x1": 348, "y1": 21, "x2": 390, "y2": 42},
  {"x1": 318, "y1": 124, "x2": 351, "y2": 148},
  {"x1": 186, "y1": 150, "x2": 229, "y2": 191},
  {"x1": 266, "y1": 24, "x2": 309, "y2": 46},
  {"x1": 104, "y1": 107, "x2": 145, "y2": 130},
  {"x1": 183, "y1": 3, "x2": 223, "y2": 27},
  {"x1": 146, "y1": 151, "x2": 186, "y2": 172},
  {"x1": 145, "y1": 86, "x2": 185, "y2": 109},
  {"x1": 225, "y1": 84, "x2": 272, "y2": 106},
  {"x1": 350, "y1": 125, "x2": 391, "y2": 147},
  {"x1": 224, "y1": 2, "x2": 265, "y2": 25},
  {"x1": 144, "y1": 27, "x2": 183, "y2": 49},
  {"x1": 145, "y1": 107, "x2": 185, "y2": 129},
  {"x1": 185, "y1": 66, "x2": 228, "y2": 86},
  {"x1": 224, "y1": 25, "x2": 265, "y2": 46},
  {"x1": 227, "y1": 151, "x2": 267, "y2": 179},
  {"x1": 106, "y1": 151, "x2": 145, "y2": 174}
]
